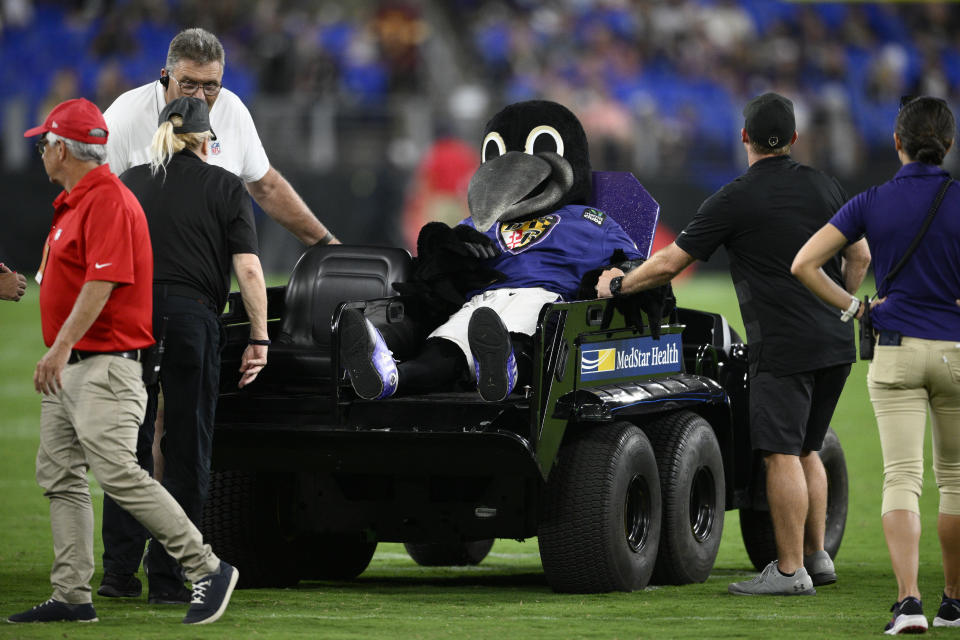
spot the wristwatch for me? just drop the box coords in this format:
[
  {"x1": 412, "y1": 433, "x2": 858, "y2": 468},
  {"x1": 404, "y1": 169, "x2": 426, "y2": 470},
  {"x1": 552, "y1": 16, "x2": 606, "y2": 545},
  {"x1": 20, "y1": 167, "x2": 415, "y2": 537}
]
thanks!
[{"x1": 609, "y1": 276, "x2": 624, "y2": 297}]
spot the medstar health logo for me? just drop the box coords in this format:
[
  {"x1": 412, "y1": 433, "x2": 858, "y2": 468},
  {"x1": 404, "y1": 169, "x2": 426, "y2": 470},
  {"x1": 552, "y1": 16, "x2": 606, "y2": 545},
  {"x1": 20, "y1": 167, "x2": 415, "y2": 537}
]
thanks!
[{"x1": 580, "y1": 335, "x2": 682, "y2": 381}]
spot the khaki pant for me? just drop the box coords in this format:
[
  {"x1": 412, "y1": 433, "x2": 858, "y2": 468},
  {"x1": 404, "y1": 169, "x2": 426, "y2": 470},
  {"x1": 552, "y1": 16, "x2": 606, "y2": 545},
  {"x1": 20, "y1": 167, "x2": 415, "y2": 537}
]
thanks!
[
  {"x1": 869, "y1": 337, "x2": 960, "y2": 516},
  {"x1": 36, "y1": 355, "x2": 219, "y2": 604}
]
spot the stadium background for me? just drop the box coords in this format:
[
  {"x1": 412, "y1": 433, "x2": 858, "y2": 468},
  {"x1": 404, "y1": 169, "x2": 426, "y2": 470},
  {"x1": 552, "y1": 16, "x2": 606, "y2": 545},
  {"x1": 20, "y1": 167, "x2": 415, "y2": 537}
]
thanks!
[
  {"x1": 1, "y1": 0, "x2": 957, "y2": 274},
  {"x1": 0, "y1": 3, "x2": 955, "y2": 635}
]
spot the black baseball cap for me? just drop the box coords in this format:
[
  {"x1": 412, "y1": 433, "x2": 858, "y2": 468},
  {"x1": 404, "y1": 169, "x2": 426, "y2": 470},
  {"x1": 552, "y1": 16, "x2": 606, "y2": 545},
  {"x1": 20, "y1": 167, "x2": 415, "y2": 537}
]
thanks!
[
  {"x1": 159, "y1": 97, "x2": 217, "y2": 140},
  {"x1": 743, "y1": 92, "x2": 795, "y2": 149}
]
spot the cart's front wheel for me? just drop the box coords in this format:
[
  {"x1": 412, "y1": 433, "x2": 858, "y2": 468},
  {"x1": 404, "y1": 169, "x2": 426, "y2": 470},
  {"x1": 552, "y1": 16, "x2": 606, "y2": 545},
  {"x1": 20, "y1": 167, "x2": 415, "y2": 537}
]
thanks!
[{"x1": 538, "y1": 421, "x2": 662, "y2": 593}]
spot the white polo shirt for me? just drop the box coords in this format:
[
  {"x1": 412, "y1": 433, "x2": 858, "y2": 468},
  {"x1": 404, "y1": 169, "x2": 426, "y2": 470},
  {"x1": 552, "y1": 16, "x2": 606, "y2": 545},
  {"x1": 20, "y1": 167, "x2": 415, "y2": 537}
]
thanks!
[{"x1": 103, "y1": 81, "x2": 270, "y2": 183}]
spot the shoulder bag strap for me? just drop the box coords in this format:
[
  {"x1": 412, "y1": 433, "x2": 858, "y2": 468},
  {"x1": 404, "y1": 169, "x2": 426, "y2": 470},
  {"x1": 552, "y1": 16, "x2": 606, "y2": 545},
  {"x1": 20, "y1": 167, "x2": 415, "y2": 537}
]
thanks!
[{"x1": 874, "y1": 177, "x2": 953, "y2": 300}]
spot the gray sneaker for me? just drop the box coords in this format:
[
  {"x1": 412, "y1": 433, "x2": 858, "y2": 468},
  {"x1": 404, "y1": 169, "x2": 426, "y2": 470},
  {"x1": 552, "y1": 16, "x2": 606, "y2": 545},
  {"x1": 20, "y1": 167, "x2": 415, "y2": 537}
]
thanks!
[
  {"x1": 728, "y1": 560, "x2": 816, "y2": 596},
  {"x1": 803, "y1": 550, "x2": 837, "y2": 586}
]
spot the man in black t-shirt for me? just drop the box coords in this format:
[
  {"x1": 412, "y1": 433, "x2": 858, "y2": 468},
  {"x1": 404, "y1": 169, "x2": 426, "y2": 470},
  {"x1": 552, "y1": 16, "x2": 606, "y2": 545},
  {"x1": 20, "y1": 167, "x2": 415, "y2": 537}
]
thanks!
[
  {"x1": 99, "y1": 97, "x2": 269, "y2": 603},
  {"x1": 598, "y1": 93, "x2": 870, "y2": 596}
]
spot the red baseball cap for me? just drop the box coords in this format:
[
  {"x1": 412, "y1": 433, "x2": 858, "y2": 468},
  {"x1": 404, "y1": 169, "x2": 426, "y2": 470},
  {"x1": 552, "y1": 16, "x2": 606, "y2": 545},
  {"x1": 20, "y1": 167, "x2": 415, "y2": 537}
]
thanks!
[{"x1": 23, "y1": 98, "x2": 109, "y2": 144}]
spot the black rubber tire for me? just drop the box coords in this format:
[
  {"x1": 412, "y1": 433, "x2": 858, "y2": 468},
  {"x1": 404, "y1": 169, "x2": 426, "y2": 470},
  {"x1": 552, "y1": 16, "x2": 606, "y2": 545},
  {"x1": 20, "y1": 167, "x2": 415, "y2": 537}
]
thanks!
[
  {"x1": 403, "y1": 539, "x2": 495, "y2": 567},
  {"x1": 740, "y1": 427, "x2": 848, "y2": 571},
  {"x1": 538, "y1": 421, "x2": 661, "y2": 593},
  {"x1": 643, "y1": 410, "x2": 725, "y2": 585},
  {"x1": 200, "y1": 470, "x2": 300, "y2": 588},
  {"x1": 300, "y1": 534, "x2": 378, "y2": 580}
]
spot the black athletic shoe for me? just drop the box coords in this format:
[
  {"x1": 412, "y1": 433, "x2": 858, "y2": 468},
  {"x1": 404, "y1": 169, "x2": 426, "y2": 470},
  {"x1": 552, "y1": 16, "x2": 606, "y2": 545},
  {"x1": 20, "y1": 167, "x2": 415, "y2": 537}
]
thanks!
[
  {"x1": 884, "y1": 596, "x2": 927, "y2": 635},
  {"x1": 148, "y1": 584, "x2": 192, "y2": 605},
  {"x1": 468, "y1": 307, "x2": 517, "y2": 402},
  {"x1": 182, "y1": 562, "x2": 238, "y2": 625},
  {"x1": 7, "y1": 598, "x2": 98, "y2": 623},
  {"x1": 934, "y1": 593, "x2": 960, "y2": 627},
  {"x1": 97, "y1": 572, "x2": 142, "y2": 598}
]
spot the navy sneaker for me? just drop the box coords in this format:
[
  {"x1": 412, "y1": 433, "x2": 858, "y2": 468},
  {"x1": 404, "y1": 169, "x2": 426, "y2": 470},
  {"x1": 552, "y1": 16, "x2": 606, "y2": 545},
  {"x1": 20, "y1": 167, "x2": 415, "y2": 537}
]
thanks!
[
  {"x1": 468, "y1": 307, "x2": 517, "y2": 402},
  {"x1": 97, "y1": 572, "x2": 142, "y2": 598},
  {"x1": 182, "y1": 562, "x2": 238, "y2": 625},
  {"x1": 339, "y1": 309, "x2": 398, "y2": 400},
  {"x1": 934, "y1": 593, "x2": 960, "y2": 627},
  {"x1": 7, "y1": 598, "x2": 98, "y2": 623},
  {"x1": 884, "y1": 596, "x2": 927, "y2": 635}
]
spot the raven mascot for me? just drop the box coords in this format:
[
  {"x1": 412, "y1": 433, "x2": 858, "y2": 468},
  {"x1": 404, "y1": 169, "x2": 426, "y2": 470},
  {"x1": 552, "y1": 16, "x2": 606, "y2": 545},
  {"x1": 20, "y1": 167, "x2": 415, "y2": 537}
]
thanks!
[{"x1": 340, "y1": 100, "x2": 665, "y2": 402}]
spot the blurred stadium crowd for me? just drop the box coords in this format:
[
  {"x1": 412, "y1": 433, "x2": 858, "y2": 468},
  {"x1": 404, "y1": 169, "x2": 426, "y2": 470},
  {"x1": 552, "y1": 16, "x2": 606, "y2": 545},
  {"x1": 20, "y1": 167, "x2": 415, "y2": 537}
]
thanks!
[
  {"x1": 3, "y1": 1, "x2": 959, "y2": 177},
  {"x1": 2, "y1": 0, "x2": 959, "y2": 268}
]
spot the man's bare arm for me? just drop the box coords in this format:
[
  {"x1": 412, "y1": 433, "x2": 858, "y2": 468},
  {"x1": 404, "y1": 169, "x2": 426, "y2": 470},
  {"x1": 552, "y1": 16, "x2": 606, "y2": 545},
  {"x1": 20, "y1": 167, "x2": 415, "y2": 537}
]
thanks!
[
  {"x1": 840, "y1": 237, "x2": 871, "y2": 294},
  {"x1": 597, "y1": 242, "x2": 696, "y2": 298},
  {"x1": 246, "y1": 166, "x2": 339, "y2": 246},
  {"x1": 34, "y1": 280, "x2": 115, "y2": 394}
]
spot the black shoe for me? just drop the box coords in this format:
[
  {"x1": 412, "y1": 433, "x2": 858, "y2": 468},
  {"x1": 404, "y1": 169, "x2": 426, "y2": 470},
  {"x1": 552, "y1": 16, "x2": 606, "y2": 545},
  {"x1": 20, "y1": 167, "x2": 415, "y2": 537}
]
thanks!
[
  {"x1": 884, "y1": 596, "x2": 928, "y2": 634},
  {"x1": 96, "y1": 572, "x2": 142, "y2": 598},
  {"x1": 147, "y1": 584, "x2": 192, "y2": 605},
  {"x1": 934, "y1": 593, "x2": 960, "y2": 627},
  {"x1": 182, "y1": 562, "x2": 239, "y2": 625},
  {"x1": 468, "y1": 307, "x2": 517, "y2": 402},
  {"x1": 7, "y1": 598, "x2": 98, "y2": 623}
]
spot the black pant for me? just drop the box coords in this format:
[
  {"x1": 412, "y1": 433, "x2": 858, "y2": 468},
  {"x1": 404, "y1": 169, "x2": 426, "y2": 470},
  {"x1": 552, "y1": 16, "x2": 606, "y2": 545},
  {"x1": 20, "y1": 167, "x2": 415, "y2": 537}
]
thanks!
[
  {"x1": 101, "y1": 292, "x2": 222, "y2": 592},
  {"x1": 396, "y1": 333, "x2": 533, "y2": 394}
]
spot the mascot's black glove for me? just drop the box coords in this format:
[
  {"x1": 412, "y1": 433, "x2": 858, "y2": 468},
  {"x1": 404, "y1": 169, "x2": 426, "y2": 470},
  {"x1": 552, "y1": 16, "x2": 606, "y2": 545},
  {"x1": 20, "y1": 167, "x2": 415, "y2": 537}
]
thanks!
[
  {"x1": 393, "y1": 222, "x2": 505, "y2": 329},
  {"x1": 577, "y1": 249, "x2": 676, "y2": 337},
  {"x1": 450, "y1": 225, "x2": 501, "y2": 260}
]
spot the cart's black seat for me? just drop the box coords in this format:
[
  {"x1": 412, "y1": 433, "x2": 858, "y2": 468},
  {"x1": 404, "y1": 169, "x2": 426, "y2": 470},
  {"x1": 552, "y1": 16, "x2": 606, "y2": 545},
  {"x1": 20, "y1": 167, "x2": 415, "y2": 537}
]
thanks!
[{"x1": 221, "y1": 245, "x2": 412, "y2": 393}]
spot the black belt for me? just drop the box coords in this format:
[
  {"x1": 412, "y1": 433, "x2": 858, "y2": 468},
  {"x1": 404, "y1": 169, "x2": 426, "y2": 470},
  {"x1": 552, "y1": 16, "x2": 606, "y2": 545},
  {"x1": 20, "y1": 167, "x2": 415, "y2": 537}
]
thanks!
[
  {"x1": 158, "y1": 284, "x2": 220, "y2": 314},
  {"x1": 68, "y1": 349, "x2": 142, "y2": 364}
]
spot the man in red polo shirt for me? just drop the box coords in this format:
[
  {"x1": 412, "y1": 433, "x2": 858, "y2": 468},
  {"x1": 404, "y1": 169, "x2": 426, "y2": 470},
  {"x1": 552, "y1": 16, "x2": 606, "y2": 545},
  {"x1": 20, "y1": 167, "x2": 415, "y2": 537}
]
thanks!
[{"x1": 10, "y1": 98, "x2": 238, "y2": 626}]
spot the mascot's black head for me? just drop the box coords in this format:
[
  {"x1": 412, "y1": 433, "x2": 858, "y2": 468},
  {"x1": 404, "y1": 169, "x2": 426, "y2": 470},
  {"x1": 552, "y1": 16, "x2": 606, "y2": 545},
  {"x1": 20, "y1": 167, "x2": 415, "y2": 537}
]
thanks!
[{"x1": 468, "y1": 100, "x2": 592, "y2": 232}]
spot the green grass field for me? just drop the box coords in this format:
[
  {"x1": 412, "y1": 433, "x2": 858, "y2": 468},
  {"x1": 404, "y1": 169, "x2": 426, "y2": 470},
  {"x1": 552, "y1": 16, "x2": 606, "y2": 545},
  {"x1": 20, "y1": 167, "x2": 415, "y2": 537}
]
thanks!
[{"x1": 0, "y1": 272, "x2": 947, "y2": 639}]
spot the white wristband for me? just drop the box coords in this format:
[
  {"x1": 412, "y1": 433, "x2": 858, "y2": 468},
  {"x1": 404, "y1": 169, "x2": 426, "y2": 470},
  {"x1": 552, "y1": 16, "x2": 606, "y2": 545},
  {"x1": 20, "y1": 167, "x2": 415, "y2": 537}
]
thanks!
[{"x1": 840, "y1": 296, "x2": 860, "y2": 323}]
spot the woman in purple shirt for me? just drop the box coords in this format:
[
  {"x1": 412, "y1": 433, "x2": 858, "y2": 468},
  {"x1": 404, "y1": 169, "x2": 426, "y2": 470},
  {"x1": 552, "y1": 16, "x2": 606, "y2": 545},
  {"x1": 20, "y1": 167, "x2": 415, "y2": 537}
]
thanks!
[{"x1": 793, "y1": 96, "x2": 960, "y2": 635}]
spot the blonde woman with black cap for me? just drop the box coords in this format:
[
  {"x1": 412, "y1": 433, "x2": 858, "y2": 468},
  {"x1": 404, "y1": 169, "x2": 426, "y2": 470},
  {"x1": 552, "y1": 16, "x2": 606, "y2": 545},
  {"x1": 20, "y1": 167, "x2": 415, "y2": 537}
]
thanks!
[{"x1": 100, "y1": 96, "x2": 269, "y2": 604}]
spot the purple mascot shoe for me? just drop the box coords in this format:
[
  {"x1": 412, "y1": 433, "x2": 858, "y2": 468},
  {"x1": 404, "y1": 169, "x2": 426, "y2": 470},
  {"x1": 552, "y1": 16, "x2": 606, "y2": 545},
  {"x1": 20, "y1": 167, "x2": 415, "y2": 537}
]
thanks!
[
  {"x1": 468, "y1": 307, "x2": 518, "y2": 402},
  {"x1": 339, "y1": 309, "x2": 399, "y2": 400}
]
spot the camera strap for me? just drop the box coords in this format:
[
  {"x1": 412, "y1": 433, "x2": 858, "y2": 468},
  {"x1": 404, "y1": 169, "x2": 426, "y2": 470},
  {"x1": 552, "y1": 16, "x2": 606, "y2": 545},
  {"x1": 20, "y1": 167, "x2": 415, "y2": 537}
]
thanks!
[{"x1": 871, "y1": 176, "x2": 953, "y2": 302}]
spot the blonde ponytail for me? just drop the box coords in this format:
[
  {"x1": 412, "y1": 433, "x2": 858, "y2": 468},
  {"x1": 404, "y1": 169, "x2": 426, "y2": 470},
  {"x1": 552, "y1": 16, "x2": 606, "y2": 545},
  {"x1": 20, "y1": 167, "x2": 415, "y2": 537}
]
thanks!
[{"x1": 149, "y1": 115, "x2": 210, "y2": 177}]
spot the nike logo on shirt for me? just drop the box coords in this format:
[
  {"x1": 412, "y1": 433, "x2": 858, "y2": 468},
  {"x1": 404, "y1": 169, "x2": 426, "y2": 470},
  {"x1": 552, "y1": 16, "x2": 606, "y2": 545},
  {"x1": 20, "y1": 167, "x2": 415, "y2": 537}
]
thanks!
[{"x1": 94, "y1": 262, "x2": 112, "y2": 269}]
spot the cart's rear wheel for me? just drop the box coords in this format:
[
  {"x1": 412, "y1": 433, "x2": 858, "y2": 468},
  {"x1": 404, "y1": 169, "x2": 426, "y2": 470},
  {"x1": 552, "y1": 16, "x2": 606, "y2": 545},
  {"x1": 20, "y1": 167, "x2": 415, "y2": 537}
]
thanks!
[
  {"x1": 644, "y1": 410, "x2": 725, "y2": 584},
  {"x1": 201, "y1": 471, "x2": 300, "y2": 588}
]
